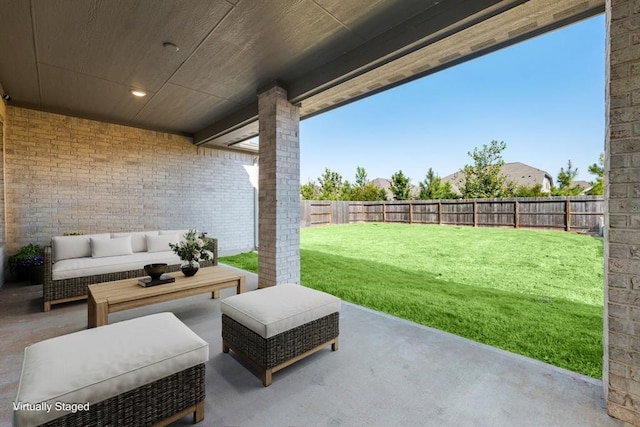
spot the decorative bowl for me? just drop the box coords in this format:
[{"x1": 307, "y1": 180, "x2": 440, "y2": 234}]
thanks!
[{"x1": 144, "y1": 263, "x2": 168, "y2": 281}]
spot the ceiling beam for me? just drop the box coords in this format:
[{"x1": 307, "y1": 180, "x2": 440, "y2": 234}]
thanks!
[
  {"x1": 286, "y1": 0, "x2": 525, "y2": 104},
  {"x1": 193, "y1": 103, "x2": 258, "y2": 146}
]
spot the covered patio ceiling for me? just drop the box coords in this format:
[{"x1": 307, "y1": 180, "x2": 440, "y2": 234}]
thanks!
[{"x1": 0, "y1": 0, "x2": 603, "y2": 153}]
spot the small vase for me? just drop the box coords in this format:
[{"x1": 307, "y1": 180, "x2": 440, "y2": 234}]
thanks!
[{"x1": 181, "y1": 260, "x2": 200, "y2": 277}]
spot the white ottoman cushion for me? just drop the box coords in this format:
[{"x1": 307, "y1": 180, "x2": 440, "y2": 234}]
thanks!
[
  {"x1": 221, "y1": 284, "x2": 341, "y2": 339},
  {"x1": 13, "y1": 312, "x2": 209, "y2": 427}
]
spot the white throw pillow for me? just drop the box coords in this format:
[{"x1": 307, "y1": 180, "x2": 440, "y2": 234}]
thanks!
[
  {"x1": 52, "y1": 233, "x2": 111, "y2": 262},
  {"x1": 159, "y1": 230, "x2": 191, "y2": 243},
  {"x1": 111, "y1": 231, "x2": 159, "y2": 252},
  {"x1": 91, "y1": 236, "x2": 134, "y2": 258},
  {"x1": 147, "y1": 234, "x2": 179, "y2": 253}
]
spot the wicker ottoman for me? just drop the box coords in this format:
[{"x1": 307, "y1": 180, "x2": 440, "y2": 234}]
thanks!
[
  {"x1": 13, "y1": 312, "x2": 208, "y2": 427},
  {"x1": 221, "y1": 284, "x2": 340, "y2": 386}
]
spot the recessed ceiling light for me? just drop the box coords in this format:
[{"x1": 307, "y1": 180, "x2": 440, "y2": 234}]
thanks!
[
  {"x1": 131, "y1": 90, "x2": 146, "y2": 97},
  {"x1": 162, "y1": 42, "x2": 179, "y2": 52}
]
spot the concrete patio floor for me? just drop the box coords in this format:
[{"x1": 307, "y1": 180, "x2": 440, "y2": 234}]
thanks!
[{"x1": 0, "y1": 265, "x2": 620, "y2": 427}]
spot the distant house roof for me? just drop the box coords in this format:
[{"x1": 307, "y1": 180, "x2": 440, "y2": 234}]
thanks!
[
  {"x1": 573, "y1": 180, "x2": 593, "y2": 194},
  {"x1": 501, "y1": 162, "x2": 554, "y2": 188},
  {"x1": 372, "y1": 162, "x2": 554, "y2": 199},
  {"x1": 573, "y1": 180, "x2": 591, "y2": 189},
  {"x1": 371, "y1": 177, "x2": 392, "y2": 190},
  {"x1": 441, "y1": 162, "x2": 554, "y2": 195}
]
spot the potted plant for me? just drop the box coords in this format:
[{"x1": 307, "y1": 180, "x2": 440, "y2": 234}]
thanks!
[
  {"x1": 8, "y1": 244, "x2": 44, "y2": 283},
  {"x1": 24, "y1": 253, "x2": 45, "y2": 285},
  {"x1": 169, "y1": 230, "x2": 211, "y2": 277}
]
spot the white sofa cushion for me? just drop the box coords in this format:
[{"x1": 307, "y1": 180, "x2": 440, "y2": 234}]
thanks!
[
  {"x1": 221, "y1": 284, "x2": 341, "y2": 338},
  {"x1": 13, "y1": 312, "x2": 209, "y2": 427},
  {"x1": 111, "y1": 231, "x2": 158, "y2": 252},
  {"x1": 52, "y1": 233, "x2": 111, "y2": 262},
  {"x1": 91, "y1": 236, "x2": 133, "y2": 258},
  {"x1": 147, "y1": 233, "x2": 179, "y2": 253},
  {"x1": 159, "y1": 229, "x2": 191, "y2": 242},
  {"x1": 51, "y1": 251, "x2": 181, "y2": 280}
]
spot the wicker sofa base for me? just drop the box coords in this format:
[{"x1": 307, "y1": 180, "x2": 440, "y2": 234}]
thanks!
[
  {"x1": 43, "y1": 261, "x2": 215, "y2": 312},
  {"x1": 40, "y1": 363, "x2": 205, "y2": 427},
  {"x1": 222, "y1": 312, "x2": 339, "y2": 386}
]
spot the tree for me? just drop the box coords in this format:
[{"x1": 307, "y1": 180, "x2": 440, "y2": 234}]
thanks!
[
  {"x1": 586, "y1": 153, "x2": 604, "y2": 196},
  {"x1": 556, "y1": 159, "x2": 578, "y2": 189},
  {"x1": 418, "y1": 168, "x2": 458, "y2": 200},
  {"x1": 351, "y1": 183, "x2": 387, "y2": 201},
  {"x1": 390, "y1": 170, "x2": 411, "y2": 200},
  {"x1": 553, "y1": 160, "x2": 582, "y2": 196},
  {"x1": 317, "y1": 168, "x2": 344, "y2": 200},
  {"x1": 300, "y1": 181, "x2": 317, "y2": 200},
  {"x1": 324, "y1": 166, "x2": 382, "y2": 201},
  {"x1": 459, "y1": 140, "x2": 510, "y2": 198},
  {"x1": 302, "y1": 166, "x2": 387, "y2": 201},
  {"x1": 513, "y1": 184, "x2": 546, "y2": 197},
  {"x1": 340, "y1": 180, "x2": 353, "y2": 201},
  {"x1": 355, "y1": 166, "x2": 368, "y2": 188}
]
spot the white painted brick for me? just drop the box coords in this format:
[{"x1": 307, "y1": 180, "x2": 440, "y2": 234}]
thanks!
[
  {"x1": 257, "y1": 86, "x2": 300, "y2": 287},
  {"x1": 4, "y1": 106, "x2": 255, "y2": 255}
]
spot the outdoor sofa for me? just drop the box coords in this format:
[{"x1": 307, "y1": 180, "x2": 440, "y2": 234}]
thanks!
[{"x1": 42, "y1": 230, "x2": 217, "y2": 311}]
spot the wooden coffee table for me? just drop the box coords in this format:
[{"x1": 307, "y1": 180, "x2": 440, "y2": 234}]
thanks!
[{"x1": 88, "y1": 265, "x2": 245, "y2": 328}]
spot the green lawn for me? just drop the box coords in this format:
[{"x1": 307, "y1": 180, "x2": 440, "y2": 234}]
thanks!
[{"x1": 220, "y1": 223, "x2": 604, "y2": 378}]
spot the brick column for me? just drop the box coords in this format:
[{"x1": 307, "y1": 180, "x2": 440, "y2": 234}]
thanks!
[
  {"x1": 257, "y1": 83, "x2": 300, "y2": 287},
  {"x1": 0, "y1": 106, "x2": 5, "y2": 287},
  {"x1": 606, "y1": 0, "x2": 640, "y2": 423}
]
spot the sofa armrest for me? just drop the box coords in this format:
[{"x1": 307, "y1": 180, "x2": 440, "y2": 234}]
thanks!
[
  {"x1": 43, "y1": 246, "x2": 53, "y2": 311},
  {"x1": 204, "y1": 237, "x2": 218, "y2": 266}
]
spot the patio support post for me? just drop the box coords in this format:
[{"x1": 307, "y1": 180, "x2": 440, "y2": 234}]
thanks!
[
  {"x1": 605, "y1": 0, "x2": 640, "y2": 423},
  {"x1": 257, "y1": 83, "x2": 300, "y2": 288}
]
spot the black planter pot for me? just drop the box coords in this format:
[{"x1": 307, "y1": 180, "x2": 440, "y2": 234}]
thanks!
[
  {"x1": 15, "y1": 265, "x2": 29, "y2": 283},
  {"x1": 29, "y1": 265, "x2": 45, "y2": 285}
]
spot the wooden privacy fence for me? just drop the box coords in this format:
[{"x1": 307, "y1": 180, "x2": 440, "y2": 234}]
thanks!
[{"x1": 300, "y1": 196, "x2": 604, "y2": 233}]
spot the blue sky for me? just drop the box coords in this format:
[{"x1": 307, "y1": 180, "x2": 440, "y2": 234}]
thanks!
[{"x1": 299, "y1": 14, "x2": 605, "y2": 186}]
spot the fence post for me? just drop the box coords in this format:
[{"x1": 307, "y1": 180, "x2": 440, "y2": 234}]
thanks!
[
  {"x1": 514, "y1": 200, "x2": 520, "y2": 229},
  {"x1": 565, "y1": 199, "x2": 571, "y2": 231},
  {"x1": 473, "y1": 200, "x2": 478, "y2": 227},
  {"x1": 438, "y1": 201, "x2": 443, "y2": 225},
  {"x1": 383, "y1": 203, "x2": 386, "y2": 223},
  {"x1": 409, "y1": 202, "x2": 413, "y2": 224}
]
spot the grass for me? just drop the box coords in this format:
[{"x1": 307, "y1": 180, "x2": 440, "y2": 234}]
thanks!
[{"x1": 220, "y1": 223, "x2": 604, "y2": 378}]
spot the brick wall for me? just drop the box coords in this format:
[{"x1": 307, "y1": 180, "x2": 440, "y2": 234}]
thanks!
[
  {"x1": 4, "y1": 106, "x2": 256, "y2": 257},
  {"x1": 0, "y1": 100, "x2": 6, "y2": 244},
  {"x1": 606, "y1": 0, "x2": 640, "y2": 423},
  {"x1": 0, "y1": 101, "x2": 6, "y2": 287}
]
